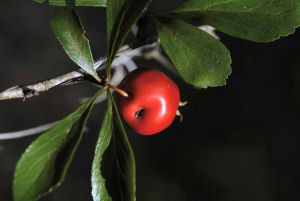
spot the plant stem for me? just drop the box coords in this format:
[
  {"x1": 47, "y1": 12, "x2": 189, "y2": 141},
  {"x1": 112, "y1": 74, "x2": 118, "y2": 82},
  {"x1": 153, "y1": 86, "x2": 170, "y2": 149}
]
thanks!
[{"x1": 106, "y1": 83, "x2": 129, "y2": 98}]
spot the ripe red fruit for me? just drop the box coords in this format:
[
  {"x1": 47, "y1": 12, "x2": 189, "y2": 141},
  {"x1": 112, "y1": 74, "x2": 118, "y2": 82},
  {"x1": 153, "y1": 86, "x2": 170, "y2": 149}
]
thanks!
[{"x1": 116, "y1": 68, "x2": 180, "y2": 135}]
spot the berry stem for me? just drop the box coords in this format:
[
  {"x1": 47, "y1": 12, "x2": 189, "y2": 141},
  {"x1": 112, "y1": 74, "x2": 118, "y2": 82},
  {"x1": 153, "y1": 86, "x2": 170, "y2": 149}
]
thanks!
[{"x1": 107, "y1": 83, "x2": 129, "y2": 98}]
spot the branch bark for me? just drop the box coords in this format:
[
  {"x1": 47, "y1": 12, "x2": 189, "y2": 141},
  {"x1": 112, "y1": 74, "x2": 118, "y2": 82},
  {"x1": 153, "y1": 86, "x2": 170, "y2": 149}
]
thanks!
[
  {"x1": 0, "y1": 42, "x2": 158, "y2": 101},
  {"x1": 0, "y1": 71, "x2": 83, "y2": 100}
]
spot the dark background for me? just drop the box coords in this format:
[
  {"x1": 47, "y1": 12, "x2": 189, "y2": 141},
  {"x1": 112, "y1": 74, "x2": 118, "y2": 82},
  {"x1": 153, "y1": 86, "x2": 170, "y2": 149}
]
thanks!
[{"x1": 1, "y1": 1, "x2": 300, "y2": 201}]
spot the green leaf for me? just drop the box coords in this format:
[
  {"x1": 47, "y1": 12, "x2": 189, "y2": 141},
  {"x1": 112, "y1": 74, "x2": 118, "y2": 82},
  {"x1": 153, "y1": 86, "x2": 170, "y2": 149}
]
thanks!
[
  {"x1": 51, "y1": 8, "x2": 101, "y2": 82},
  {"x1": 91, "y1": 90, "x2": 136, "y2": 201},
  {"x1": 91, "y1": 94, "x2": 113, "y2": 201},
  {"x1": 154, "y1": 18, "x2": 231, "y2": 88},
  {"x1": 159, "y1": 0, "x2": 300, "y2": 42},
  {"x1": 106, "y1": 0, "x2": 124, "y2": 40},
  {"x1": 13, "y1": 89, "x2": 105, "y2": 201},
  {"x1": 34, "y1": 0, "x2": 106, "y2": 6},
  {"x1": 106, "y1": 0, "x2": 152, "y2": 74},
  {"x1": 109, "y1": 91, "x2": 136, "y2": 201}
]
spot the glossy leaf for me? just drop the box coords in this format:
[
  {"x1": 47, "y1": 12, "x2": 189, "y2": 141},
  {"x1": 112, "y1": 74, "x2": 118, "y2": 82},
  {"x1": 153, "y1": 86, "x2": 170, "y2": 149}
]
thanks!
[
  {"x1": 91, "y1": 90, "x2": 136, "y2": 201},
  {"x1": 13, "y1": 89, "x2": 105, "y2": 201},
  {"x1": 51, "y1": 8, "x2": 101, "y2": 82},
  {"x1": 109, "y1": 91, "x2": 136, "y2": 201},
  {"x1": 106, "y1": 0, "x2": 124, "y2": 40},
  {"x1": 106, "y1": 0, "x2": 152, "y2": 74},
  {"x1": 91, "y1": 94, "x2": 113, "y2": 201},
  {"x1": 33, "y1": 0, "x2": 106, "y2": 6},
  {"x1": 155, "y1": 18, "x2": 231, "y2": 88},
  {"x1": 161, "y1": 0, "x2": 300, "y2": 42}
]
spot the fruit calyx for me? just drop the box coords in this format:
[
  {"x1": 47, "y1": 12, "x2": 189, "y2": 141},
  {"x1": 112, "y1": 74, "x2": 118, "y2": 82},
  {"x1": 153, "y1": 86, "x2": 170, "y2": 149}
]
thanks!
[{"x1": 176, "y1": 101, "x2": 188, "y2": 122}]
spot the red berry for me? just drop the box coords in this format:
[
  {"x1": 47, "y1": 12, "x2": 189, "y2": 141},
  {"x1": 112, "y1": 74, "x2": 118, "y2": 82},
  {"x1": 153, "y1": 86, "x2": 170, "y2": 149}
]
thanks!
[{"x1": 116, "y1": 68, "x2": 180, "y2": 135}]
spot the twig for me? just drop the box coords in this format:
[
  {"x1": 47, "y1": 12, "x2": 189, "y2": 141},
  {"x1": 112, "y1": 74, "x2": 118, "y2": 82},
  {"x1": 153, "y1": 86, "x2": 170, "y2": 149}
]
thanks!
[
  {"x1": 0, "y1": 120, "x2": 90, "y2": 140},
  {"x1": 0, "y1": 71, "x2": 83, "y2": 100},
  {"x1": 0, "y1": 121, "x2": 57, "y2": 140},
  {"x1": 144, "y1": 43, "x2": 174, "y2": 71},
  {"x1": 0, "y1": 26, "x2": 219, "y2": 101},
  {"x1": 0, "y1": 42, "x2": 158, "y2": 101}
]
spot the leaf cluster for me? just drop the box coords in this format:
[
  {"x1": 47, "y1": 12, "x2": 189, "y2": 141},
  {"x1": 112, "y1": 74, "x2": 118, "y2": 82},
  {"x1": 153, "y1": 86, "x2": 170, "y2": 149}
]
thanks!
[{"x1": 13, "y1": 0, "x2": 300, "y2": 201}]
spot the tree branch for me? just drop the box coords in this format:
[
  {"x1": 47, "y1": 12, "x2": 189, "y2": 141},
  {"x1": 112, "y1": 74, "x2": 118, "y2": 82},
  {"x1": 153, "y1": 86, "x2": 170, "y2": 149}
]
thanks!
[
  {"x1": 0, "y1": 42, "x2": 158, "y2": 101},
  {"x1": 0, "y1": 71, "x2": 83, "y2": 100},
  {"x1": 0, "y1": 121, "x2": 57, "y2": 140}
]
